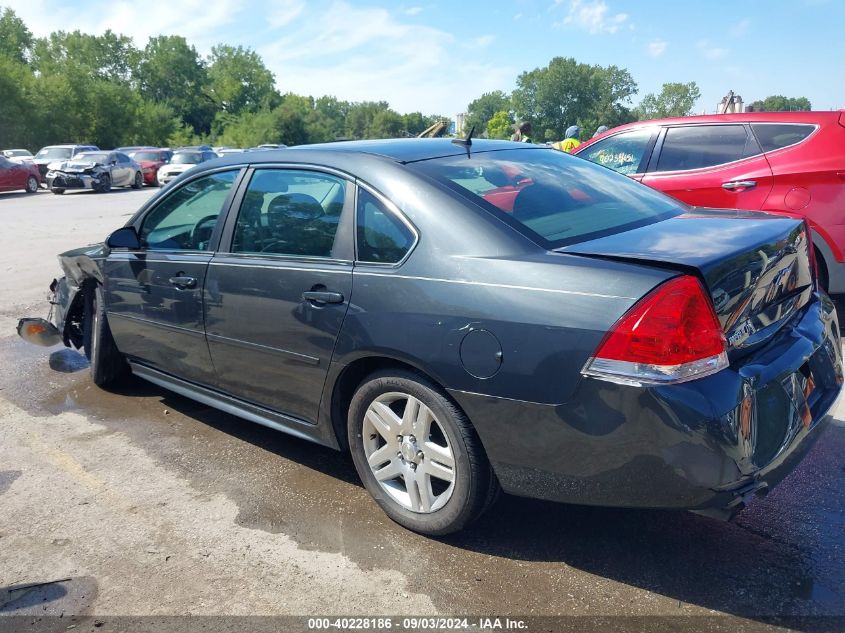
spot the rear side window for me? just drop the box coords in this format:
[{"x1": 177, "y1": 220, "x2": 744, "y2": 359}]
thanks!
[
  {"x1": 655, "y1": 125, "x2": 758, "y2": 172},
  {"x1": 411, "y1": 148, "x2": 684, "y2": 247},
  {"x1": 751, "y1": 124, "x2": 816, "y2": 152},
  {"x1": 356, "y1": 189, "x2": 414, "y2": 264},
  {"x1": 578, "y1": 128, "x2": 655, "y2": 175}
]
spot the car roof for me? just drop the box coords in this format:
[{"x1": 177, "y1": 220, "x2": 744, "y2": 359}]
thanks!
[
  {"x1": 277, "y1": 138, "x2": 542, "y2": 164},
  {"x1": 599, "y1": 111, "x2": 840, "y2": 133}
]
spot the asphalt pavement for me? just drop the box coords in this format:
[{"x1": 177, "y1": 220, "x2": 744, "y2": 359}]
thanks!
[{"x1": 0, "y1": 188, "x2": 843, "y2": 631}]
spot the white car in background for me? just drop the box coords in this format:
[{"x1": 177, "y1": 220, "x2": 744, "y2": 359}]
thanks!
[
  {"x1": 1, "y1": 149, "x2": 34, "y2": 164},
  {"x1": 156, "y1": 149, "x2": 218, "y2": 185}
]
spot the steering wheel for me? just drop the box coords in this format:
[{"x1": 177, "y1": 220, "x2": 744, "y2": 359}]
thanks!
[{"x1": 190, "y1": 214, "x2": 219, "y2": 250}]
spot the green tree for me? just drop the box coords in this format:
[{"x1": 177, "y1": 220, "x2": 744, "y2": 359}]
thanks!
[
  {"x1": 32, "y1": 30, "x2": 139, "y2": 81},
  {"x1": 137, "y1": 35, "x2": 214, "y2": 135},
  {"x1": 465, "y1": 90, "x2": 511, "y2": 136},
  {"x1": 748, "y1": 95, "x2": 812, "y2": 112},
  {"x1": 0, "y1": 7, "x2": 32, "y2": 63},
  {"x1": 486, "y1": 111, "x2": 513, "y2": 140},
  {"x1": 207, "y1": 44, "x2": 278, "y2": 114},
  {"x1": 635, "y1": 82, "x2": 701, "y2": 120},
  {"x1": 369, "y1": 110, "x2": 404, "y2": 138},
  {"x1": 512, "y1": 57, "x2": 637, "y2": 142}
]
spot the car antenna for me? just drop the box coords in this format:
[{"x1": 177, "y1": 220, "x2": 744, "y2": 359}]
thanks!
[{"x1": 451, "y1": 125, "x2": 475, "y2": 158}]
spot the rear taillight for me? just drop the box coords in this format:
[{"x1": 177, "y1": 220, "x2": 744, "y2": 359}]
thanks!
[{"x1": 582, "y1": 276, "x2": 728, "y2": 386}]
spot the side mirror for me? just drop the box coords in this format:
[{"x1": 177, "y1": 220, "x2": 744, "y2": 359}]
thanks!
[{"x1": 106, "y1": 226, "x2": 141, "y2": 250}]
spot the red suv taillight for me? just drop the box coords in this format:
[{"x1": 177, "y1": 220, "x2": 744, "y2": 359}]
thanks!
[{"x1": 582, "y1": 276, "x2": 728, "y2": 386}]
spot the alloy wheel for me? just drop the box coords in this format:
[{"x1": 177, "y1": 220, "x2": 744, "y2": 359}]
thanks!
[{"x1": 363, "y1": 392, "x2": 456, "y2": 513}]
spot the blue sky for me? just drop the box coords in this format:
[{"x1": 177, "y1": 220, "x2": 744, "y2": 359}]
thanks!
[{"x1": 14, "y1": 0, "x2": 845, "y2": 116}]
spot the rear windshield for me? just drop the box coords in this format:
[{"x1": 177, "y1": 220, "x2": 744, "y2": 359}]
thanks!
[
  {"x1": 751, "y1": 123, "x2": 816, "y2": 152},
  {"x1": 36, "y1": 147, "x2": 73, "y2": 159},
  {"x1": 76, "y1": 152, "x2": 108, "y2": 162},
  {"x1": 131, "y1": 151, "x2": 164, "y2": 161},
  {"x1": 411, "y1": 148, "x2": 685, "y2": 247},
  {"x1": 171, "y1": 152, "x2": 202, "y2": 164}
]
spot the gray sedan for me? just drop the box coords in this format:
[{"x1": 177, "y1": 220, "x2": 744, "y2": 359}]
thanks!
[
  {"x1": 19, "y1": 139, "x2": 843, "y2": 535},
  {"x1": 46, "y1": 151, "x2": 143, "y2": 194}
]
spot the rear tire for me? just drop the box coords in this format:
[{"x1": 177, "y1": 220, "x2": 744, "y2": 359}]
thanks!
[
  {"x1": 51, "y1": 188, "x2": 65, "y2": 195},
  {"x1": 348, "y1": 369, "x2": 498, "y2": 536},
  {"x1": 25, "y1": 176, "x2": 38, "y2": 193},
  {"x1": 82, "y1": 285, "x2": 128, "y2": 387},
  {"x1": 132, "y1": 171, "x2": 142, "y2": 189}
]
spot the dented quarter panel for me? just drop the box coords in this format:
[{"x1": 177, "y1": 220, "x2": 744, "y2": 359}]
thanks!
[{"x1": 52, "y1": 244, "x2": 107, "y2": 348}]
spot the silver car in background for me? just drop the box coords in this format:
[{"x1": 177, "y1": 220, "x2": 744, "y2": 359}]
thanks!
[{"x1": 45, "y1": 151, "x2": 143, "y2": 194}]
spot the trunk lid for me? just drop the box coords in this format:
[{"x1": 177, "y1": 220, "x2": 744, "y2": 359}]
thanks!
[{"x1": 559, "y1": 209, "x2": 815, "y2": 350}]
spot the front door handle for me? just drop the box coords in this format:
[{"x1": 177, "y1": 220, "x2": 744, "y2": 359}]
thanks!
[
  {"x1": 302, "y1": 290, "x2": 344, "y2": 304},
  {"x1": 722, "y1": 180, "x2": 757, "y2": 191},
  {"x1": 168, "y1": 275, "x2": 197, "y2": 289}
]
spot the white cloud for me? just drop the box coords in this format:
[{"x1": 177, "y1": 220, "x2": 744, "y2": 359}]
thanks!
[
  {"x1": 267, "y1": 0, "x2": 306, "y2": 28},
  {"x1": 469, "y1": 34, "x2": 496, "y2": 48},
  {"x1": 729, "y1": 18, "x2": 750, "y2": 37},
  {"x1": 556, "y1": 0, "x2": 628, "y2": 34},
  {"x1": 513, "y1": 12, "x2": 523, "y2": 20},
  {"x1": 697, "y1": 39, "x2": 729, "y2": 60},
  {"x1": 259, "y1": 2, "x2": 514, "y2": 114},
  {"x1": 13, "y1": 0, "x2": 245, "y2": 53},
  {"x1": 647, "y1": 39, "x2": 667, "y2": 57},
  {"x1": 8, "y1": 0, "x2": 515, "y2": 115}
]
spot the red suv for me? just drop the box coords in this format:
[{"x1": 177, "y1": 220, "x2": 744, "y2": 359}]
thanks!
[{"x1": 573, "y1": 112, "x2": 845, "y2": 292}]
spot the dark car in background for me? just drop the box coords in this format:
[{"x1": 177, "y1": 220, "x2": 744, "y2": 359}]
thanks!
[
  {"x1": 46, "y1": 150, "x2": 143, "y2": 194},
  {"x1": 573, "y1": 111, "x2": 845, "y2": 293},
  {"x1": 33, "y1": 144, "x2": 99, "y2": 183},
  {"x1": 19, "y1": 139, "x2": 842, "y2": 535},
  {"x1": 0, "y1": 155, "x2": 41, "y2": 193},
  {"x1": 128, "y1": 148, "x2": 173, "y2": 186},
  {"x1": 156, "y1": 149, "x2": 218, "y2": 185}
]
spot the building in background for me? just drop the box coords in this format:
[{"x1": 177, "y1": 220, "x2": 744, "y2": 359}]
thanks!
[{"x1": 455, "y1": 112, "x2": 467, "y2": 135}]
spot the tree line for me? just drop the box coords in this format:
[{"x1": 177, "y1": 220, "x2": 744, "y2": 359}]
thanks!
[{"x1": 0, "y1": 7, "x2": 813, "y2": 151}]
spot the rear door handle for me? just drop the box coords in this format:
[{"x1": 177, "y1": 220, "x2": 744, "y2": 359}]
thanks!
[
  {"x1": 168, "y1": 275, "x2": 197, "y2": 289},
  {"x1": 722, "y1": 180, "x2": 756, "y2": 191},
  {"x1": 302, "y1": 290, "x2": 344, "y2": 304}
]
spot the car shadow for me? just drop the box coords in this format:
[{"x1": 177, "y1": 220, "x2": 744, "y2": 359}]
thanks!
[{"x1": 100, "y1": 374, "x2": 842, "y2": 626}]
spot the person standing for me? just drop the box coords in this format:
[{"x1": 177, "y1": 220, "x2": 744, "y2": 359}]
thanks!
[
  {"x1": 553, "y1": 125, "x2": 581, "y2": 152},
  {"x1": 511, "y1": 121, "x2": 533, "y2": 143},
  {"x1": 593, "y1": 125, "x2": 609, "y2": 137}
]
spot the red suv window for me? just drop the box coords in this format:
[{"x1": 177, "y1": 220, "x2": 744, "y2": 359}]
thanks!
[
  {"x1": 655, "y1": 125, "x2": 760, "y2": 172},
  {"x1": 751, "y1": 124, "x2": 816, "y2": 152}
]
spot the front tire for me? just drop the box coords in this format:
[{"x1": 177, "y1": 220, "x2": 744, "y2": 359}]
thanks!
[
  {"x1": 348, "y1": 370, "x2": 498, "y2": 535},
  {"x1": 25, "y1": 176, "x2": 39, "y2": 193},
  {"x1": 82, "y1": 285, "x2": 128, "y2": 387},
  {"x1": 97, "y1": 174, "x2": 111, "y2": 193},
  {"x1": 132, "y1": 171, "x2": 143, "y2": 189},
  {"x1": 51, "y1": 188, "x2": 65, "y2": 195}
]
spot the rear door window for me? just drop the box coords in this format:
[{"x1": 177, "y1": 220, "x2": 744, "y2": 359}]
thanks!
[
  {"x1": 654, "y1": 125, "x2": 759, "y2": 172},
  {"x1": 577, "y1": 128, "x2": 656, "y2": 175},
  {"x1": 231, "y1": 169, "x2": 347, "y2": 258},
  {"x1": 751, "y1": 124, "x2": 816, "y2": 152}
]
